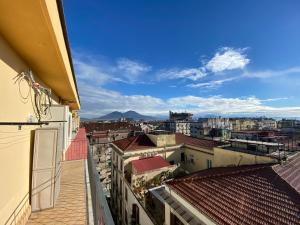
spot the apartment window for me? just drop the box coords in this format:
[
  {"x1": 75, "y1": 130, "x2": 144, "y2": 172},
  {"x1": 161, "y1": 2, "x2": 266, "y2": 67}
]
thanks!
[
  {"x1": 132, "y1": 204, "x2": 140, "y2": 225},
  {"x1": 120, "y1": 159, "x2": 123, "y2": 172},
  {"x1": 190, "y1": 158, "x2": 194, "y2": 164},
  {"x1": 120, "y1": 202, "x2": 123, "y2": 218},
  {"x1": 180, "y1": 152, "x2": 185, "y2": 162},
  {"x1": 207, "y1": 159, "x2": 212, "y2": 169},
  {"x1": 124, "y1": 209, "x2": 128, "y2": 225},
  {"x1": 119, "y1": 178, "x2": 122, "y2": 195},
  {"x1": 170, "y1": 213, "x2": 184, "y2": 225},
  {"x1": 125, "y1": 188, "x2": 128, "y2": 202}
]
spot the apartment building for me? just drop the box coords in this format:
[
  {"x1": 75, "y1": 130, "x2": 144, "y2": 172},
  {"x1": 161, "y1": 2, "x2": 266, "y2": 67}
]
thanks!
[
  {"x1": 256, "y1": 118, "x2": 277, "y2": 130},
  {"x1": 169, "y1": 111, "x2": 193, "y2": 121},
  {"x1": 198, "y1": 117, "x2": 232, "y2": 130},
  {"x1": 110, "y1": 132, "x2": 277, "y2": 225},
  {"x1": 165, "y1": 121, "x2": 193, "y2": 136},
  {"x1": 151, "y1": 153, "x2": 300, "y2": 225}
]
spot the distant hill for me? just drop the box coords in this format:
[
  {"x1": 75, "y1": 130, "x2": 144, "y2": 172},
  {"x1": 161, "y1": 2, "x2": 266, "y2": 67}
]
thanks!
[
  {"x1": 80, "y1": 117, "x2": 91, "y2": 122},
  {"x1": 96, "y1": 110, "x2": 157, "y2": 121}
]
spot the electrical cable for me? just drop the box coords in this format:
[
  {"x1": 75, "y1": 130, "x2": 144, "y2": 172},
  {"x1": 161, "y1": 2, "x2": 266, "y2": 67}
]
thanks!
[{"x1": 14, "y1": 70, "x2": 53, "y2": 123}]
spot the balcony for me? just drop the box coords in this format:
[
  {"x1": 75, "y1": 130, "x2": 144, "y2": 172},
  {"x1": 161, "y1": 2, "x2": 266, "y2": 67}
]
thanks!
[{"x1": 26, "y1": 128, "x2": 114, "y2": 225}]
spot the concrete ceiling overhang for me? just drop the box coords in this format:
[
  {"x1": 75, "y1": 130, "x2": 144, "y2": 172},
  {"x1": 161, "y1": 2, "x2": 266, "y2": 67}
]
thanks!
[{"x1": 0, "y1": 0, "x2": 80, "y2": 110}]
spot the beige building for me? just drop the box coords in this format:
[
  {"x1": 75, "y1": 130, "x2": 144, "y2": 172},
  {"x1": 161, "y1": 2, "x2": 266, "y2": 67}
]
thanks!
[
  {"x1": 0, "y1": 1, "x2": 113, "y2": 225},
  {"x1": 110, "y1": 132, "x2": 277, "y2": 225}
]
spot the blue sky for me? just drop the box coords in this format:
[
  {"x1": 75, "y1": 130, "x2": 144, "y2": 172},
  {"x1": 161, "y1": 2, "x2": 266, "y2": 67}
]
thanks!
[{"x1": 63, "y1": 0, "x2": 300, "y2": 118}]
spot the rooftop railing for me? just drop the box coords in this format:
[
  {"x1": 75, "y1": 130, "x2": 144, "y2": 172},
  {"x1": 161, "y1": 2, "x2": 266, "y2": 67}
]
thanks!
[{"x1": 87, "y1": 143, "x2": 115, "y2": 225}]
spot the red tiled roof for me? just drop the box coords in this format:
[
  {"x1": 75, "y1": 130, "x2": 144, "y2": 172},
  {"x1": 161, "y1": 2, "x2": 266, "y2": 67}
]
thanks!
[
  {"x1": 175, "y1": 133, "x2": 221, "y2": 149},
  {"x1": 167, "y1": 164, "x2": 300, "y2": 225},
  {"x1": 113, "y1": 133, "x2": 221, "y2": 151},
  {"x1": 82, "y1": 121, "x2": 141, "y2": 133},
  {"x1": 273, "y1": 152, "x2": 300, "y2": 193},
  {"x1": 132, "y1": 156, "x2": 171, "y2": 174},
  {"x1": 113, "y1": 134, "x2": 156, "y2": 151},
  {"x1": 92, "y1": 133, "x2": 108, "y2": 138}
]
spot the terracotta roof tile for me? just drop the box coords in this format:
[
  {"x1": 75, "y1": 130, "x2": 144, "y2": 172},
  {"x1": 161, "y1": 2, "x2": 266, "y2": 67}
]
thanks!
[
  {"x1": 175, "y1": 133, "x2": 221, "y2": 149},
  {"x1": 132, "y1": 156, "x2": 171, "y2": 174},
  {"x1": 273, "y1": 152, "x2": 300, "y2": 194},
  {"x1": 167, "y1": 164, "x2": 300, "y2": 225},
  {"x1": 113, "y1": 134, "x2": 156, "y2": 151}
]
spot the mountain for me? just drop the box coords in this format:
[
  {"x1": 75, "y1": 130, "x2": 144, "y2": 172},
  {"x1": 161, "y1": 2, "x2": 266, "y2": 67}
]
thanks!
[
  {"x1": 80, "y1": 117, "x2": 91, "y2": 122},
  {"x1": 97, "y1": 110, "x2": 156, "y2": 121},
  {"x1": 97, "y1": 111, "x2": 124, "y2": 120}
]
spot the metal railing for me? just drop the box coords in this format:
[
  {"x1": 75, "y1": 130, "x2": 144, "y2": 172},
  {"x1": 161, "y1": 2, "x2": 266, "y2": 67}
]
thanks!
[{"x1": 87, "y1": 144, "x2": 115, "y2": 225}]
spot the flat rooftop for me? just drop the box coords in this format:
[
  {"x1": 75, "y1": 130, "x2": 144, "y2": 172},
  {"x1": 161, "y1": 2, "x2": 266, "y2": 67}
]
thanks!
[{"x1": 229, "y1": 139, "x2": 284, "y2": 146}]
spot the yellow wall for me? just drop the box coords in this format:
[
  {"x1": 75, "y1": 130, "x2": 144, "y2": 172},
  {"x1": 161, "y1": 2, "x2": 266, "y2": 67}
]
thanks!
[
  {"x1": 213, "y1": 147, "x2": 277, "y2": 167},
  {"x1": 147, "y1": 134, "x2": 176, "y2": 147},
  {"x1": 0, "y1": 35, "x2": 59, "y2": 225},
  {"x1": 182, "y1": 147, "x2": 214, "y2": 172}
]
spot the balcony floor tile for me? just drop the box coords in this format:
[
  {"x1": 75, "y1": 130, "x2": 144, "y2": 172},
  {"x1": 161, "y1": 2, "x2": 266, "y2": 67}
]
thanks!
[{"x1": 27, "y1": 160, "x2": 87, "y2": 225}]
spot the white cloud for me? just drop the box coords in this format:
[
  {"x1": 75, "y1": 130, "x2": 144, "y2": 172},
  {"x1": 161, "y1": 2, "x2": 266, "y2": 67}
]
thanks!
[
  {"x1": 186, "y1": 66, "x2": 300, "y2": 90},
  {"x1": 73, "y1": 51, "x2": 151, "y2": 85},
  {"x1": 78, "y1": 82, "x2": 166, "y2": 117},
  {"x1": 73, "y1": 49, "x2": 300, "y2": 118},
  {"x1": 74, "y1": 59, "x2": 120, "y2": 85},
  {"x1": 117, "y1": 58, "x2": 151, "y2": 75},
  {"x1": 205, "y1": 47, "x2": 250, "y2": 73},
  {"x1": 187, "y1": 77, "x2": 238, "y2": 88},
  {"x1": 243, "y1": 67, "x2": 300, "y2": 79},
  {"x1": 166, "y1": 96, "x2": 300, "y2": 116},
  {"x1": 158, "y1": 67, "x2": 206, "y2": 81},
  {"x1": 157, "y1": 47, "x2": 249, "y2": 82},
  {"x1": 78, "y1": 82, "x2": 300, "y2": 118}
]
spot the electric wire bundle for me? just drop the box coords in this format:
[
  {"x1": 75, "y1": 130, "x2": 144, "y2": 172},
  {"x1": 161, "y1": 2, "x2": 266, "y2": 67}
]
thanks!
[{"x1": 13, "y1": 70, "x2": 52, "y2": 122}]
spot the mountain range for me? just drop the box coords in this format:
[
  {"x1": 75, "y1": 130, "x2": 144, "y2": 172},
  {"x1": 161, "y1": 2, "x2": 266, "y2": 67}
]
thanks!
[{"x1": 82, "y1": 110, "x2": 157, "y2": 121}]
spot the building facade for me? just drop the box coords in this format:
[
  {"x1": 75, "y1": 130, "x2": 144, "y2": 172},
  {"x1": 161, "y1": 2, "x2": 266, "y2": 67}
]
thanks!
[{"x1": 0, "y1": 1, "x2": 81, "y2": 224}]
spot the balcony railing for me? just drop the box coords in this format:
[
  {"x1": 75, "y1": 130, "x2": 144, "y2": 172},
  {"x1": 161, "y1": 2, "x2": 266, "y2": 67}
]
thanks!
[{"x1": 87, "y1": 144, "x2": 115, "y2": 225}]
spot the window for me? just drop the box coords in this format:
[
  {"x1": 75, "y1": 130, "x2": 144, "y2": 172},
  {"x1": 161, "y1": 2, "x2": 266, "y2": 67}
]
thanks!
[
  {"x1": 132, "y1": 204, "x2": 139, "y2": 225},
  {"x1": 119, "y1": 178, "x2": 122, "y2": 195},
  {"x1": 125, "y1": 209, "x2": 128, "y2": 225},
  {"x1": 120, "y1": 159, "x2": 123, "y2": 172},
  {"x1": 170, "y1": 212, "x2": 184, "y2": 225},
  {"x1": 125, "y1": 188, "x2": 128, "y2": 201},
  {"x1": 180, "y1": 152, "x2": 185, "y2": 162},
  {"x1": 207, "y1": 159, "x2": 212, "y2": 169}
]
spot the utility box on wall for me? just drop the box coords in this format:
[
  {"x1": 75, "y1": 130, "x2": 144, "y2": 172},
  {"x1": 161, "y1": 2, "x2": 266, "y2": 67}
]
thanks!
[
  {"x1": 31, "y1": 128, "x2": 62, "y2": 211},
  {"x1": 44, "y1": 105, "x2": 72, "y2": 159}
]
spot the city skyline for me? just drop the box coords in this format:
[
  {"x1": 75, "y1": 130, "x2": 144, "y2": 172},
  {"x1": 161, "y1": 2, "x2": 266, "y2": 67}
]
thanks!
[{"x1": 63, "y1": 0, "x2": 300, "y2": 118}]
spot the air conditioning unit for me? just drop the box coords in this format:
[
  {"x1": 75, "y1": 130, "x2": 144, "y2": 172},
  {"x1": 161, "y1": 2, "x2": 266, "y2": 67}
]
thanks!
[
  {"x1": 44, "y1": 105, "x2": 72, "y2": 159},
  {"x1": 31, "y1": 127, "x2": 62, "y2": 211}
]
